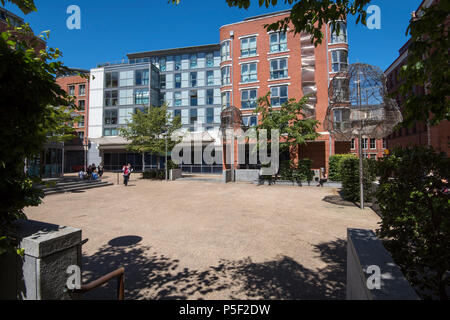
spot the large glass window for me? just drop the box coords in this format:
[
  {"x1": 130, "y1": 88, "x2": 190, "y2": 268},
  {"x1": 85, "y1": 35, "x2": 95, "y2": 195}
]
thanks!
[
  {"x1": 175, "y1": 55, "x2": 181, "y2": 71},
  {"x1": 105, "y1": 72, "x2": 119, "y2": 88},
  {"x1": 160, "y1": 74, "x2": 166, "y2": 89},
  {"x1": 222, "y1": 91, "x2": 231, "y2": 108},
  {"x1": 174, "y1": 92, "x2": 182, "y2": 107},
  {"x1": 362, "y1": 138, "x2": 368, "y2": 149},
  {"x1": 120, "y1": 71, "x2": 134, "y2": 87},
  {"x1": 79, "y1": 84, "x2": 86, "y2": 96},
  {"x1": 270, "y1": 32, "x2": 287, "y2": 53},
  {"x1": 78, "y1": 115, "x2": 85, "y2": 128},
  {"x1": 270, "y1": 85, "x2": 288, "y2": 106},
  {"x1": 175, "y1": 73, "x2": 181, "y2": 89},
  {"x1": 241, "y1": 89, "x2": 257, "y2": 109},
  {"x1": 159, "y1": 57, "x2": 166, "y2": 71},
  {"x1": 270, "y1": 58, "x2": 288, "y2": 79},
  {"x1": 78, "y1": 100, "x2": 85, "y2": 111},
  {"x1": 331, "y1": 50, "x2": 348, "y2": 72},
  {"x1": 241, "y1": 37, "x2": 257, "y2": 58},
  {"x1": 206, "y1": 108, "x2": 214, "y2": 124},
  {"x1": 104, "y1": 109, "x2": 118, "y2": 125},
  {"x1": 241, "y1": 63, "x2": 257, "y2": 83},
  {"x1": 68, "y1": 85, "x2": 75, "y2": 96},
  {"x1": 119, "y1": 89, "x2": 133, "y2": 105},
  {"x1": 105, "y1": 90, "x2": 118, "y2": 106},
  {"x1": 174, "y1": 109, "x2": 181, "y2": 119},
  {"x1": 370, "y1": 138, "x2": 376, "y2": 149},
  {"x1": 190, "y1": 90, "x2": 198, "y2": 106},
  {"x1": 104, "y1": 128, "x2": 119, "y2": 136},
  {"x1": 351, "y1": 139, "x2": 355, "y2": 150},
  {"x1": 135, "y1": 69, "x2": 149, "y2": 86},
  {"x1": 119, "y1": 107, "x2": 133, "y2": 124},
  {"x1": 190, "y1": 109, "x2": 197, "y2": 124},
  {"x1": 206, "y1": 70, "x2": 214, "y2": 86},
  {"x1": 206, "y1": 52, "x2": 214, "y2": 67},
  {"x1": 221, "y1": 66, "x2": 231, "y2": 85},
  {"x1": 190, "y1": 54, "x2": 197, "y2": 69},
  {"x1": 221, "y1": 41, "x2": 231, "y2": 61},
  {"x1": 134, "y1": 88, "x2": 149, "y2": 105},
  {"x1": 206, "y1": 89, "x2": 214, "y2": 105},
  {"x1": 331, "y1": 22, "x2": 347, "y2": 44},
  {"x1": 190, "y1": 72, "x2": 197, "y2": 87}
]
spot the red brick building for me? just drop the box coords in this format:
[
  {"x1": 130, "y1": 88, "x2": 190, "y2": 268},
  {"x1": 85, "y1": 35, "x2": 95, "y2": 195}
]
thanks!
[
  {"x1": 56, "y1": 69, "x2": 90, "y2": 172},
  {"x1": 385, "y1": 0, "x2": 449, "y2": 156},
  {"x1": 219, "y1": 10, "x2": 381, "y2": 171}
]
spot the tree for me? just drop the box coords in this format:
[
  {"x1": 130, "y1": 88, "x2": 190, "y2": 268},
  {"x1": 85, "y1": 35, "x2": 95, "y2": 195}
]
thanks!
[
  {"x1": 171, "y1": 0, "x2": 449, "y2": 124},
  {"x1": 119, "y1": 104, "x2": 182, "y2": 171},
  {"x1": 0, "y1": 22, "x2": 76, "y2": 255},
  {"x1": 255, "y1": 92, "x2": 320, "y2": 159}
]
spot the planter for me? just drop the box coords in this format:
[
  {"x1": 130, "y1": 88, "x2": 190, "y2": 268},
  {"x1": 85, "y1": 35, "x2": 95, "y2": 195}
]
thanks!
[{"x1": 169, "y1": 169, "x2": 182, "y2": 181}]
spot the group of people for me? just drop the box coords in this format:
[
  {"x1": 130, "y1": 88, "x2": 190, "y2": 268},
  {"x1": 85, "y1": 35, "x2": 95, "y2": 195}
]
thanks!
[{"x1": 79, "y1": 163, "x2": 104, "y2": 181}]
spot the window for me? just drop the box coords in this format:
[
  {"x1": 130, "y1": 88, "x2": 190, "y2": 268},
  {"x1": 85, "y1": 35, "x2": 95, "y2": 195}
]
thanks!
[
  {"x1": 241, "y1": 89, "x2": 257, "y2": 109},
  {"x1": 190, "y1": 90, "x2": 198, "y2": 106},
  {"x1": 118, "y1": 107, "x2": 133, "y2": 124},
  {"x1": 331, "y1": 22, "x2": 348, "y2": 44},
  {"x1": 174, "y1": 92, "x2": 182, "y2": 107},
  {"x1": 206, "y1": 70, "x2": 214, "y2": 86},
  {"x1": 242, "y1": 115, "x2": 258, "y2": 127},
  {"x1": 362, "y1": 138, "x2": 368, "y2": 149},
  {"x1": 134, "y1": 88, "x2": 149, "y2": 105},
  {"x1": 190, "y1": 54, "x2": 197, "y2": 69},
  {"x1": 206, "y1": 52, "x2": 214, "y2": 68},
  {"x1": 382, "y1": 139, "x2": 387, "y2": 149},
  {"x1": 206, "y1": 108, "x2": 214, "y2": 124},
  {"x1": 160, "y1": 74, "x2": 166, "y2": 89},
  {"x1": 175, "y1": 73, "x2": 181, "y2": 88},
  {"x1": 79, "y1": 84, "x2": 86, "y2": 96},
  {"x1": 174, "y1": 56, "x2": 181, "y2": 71},
  {"x1": 369, "y1": 154, "x2": 377, "y2": 160},
  {"x1": 241, "y1": 63, "x2": 257, "y2": 83},
  {"x1": 222, "y1": 91, "x2": 231, "y2": 108},
  {"x1": 105, "y1": 72, "x2": 119, "y2": 88},
  {"x1": 190, "y1": 109, "x2": 197, "y2": 124},
  {"x1": 78, "y1": 100, "x2": 85, "y2": 111},
  {"x1": 68, "y1": 85, "x2": 75, "y2": 96},
  {"x1": 270, "y1": 32, "x2": 287, "y2": 53},
  {"x1": 119, "y1": 89, "x2": 133, "y2": 105},
  {"x1": 370, "y1": 138, "x2": 376, "y2": 149},
  {"x1": 77, "y1": 131, "x2": 84, "y2": 141},
  {"x1": 174, "y1": 109, "x2": 181, "y2": 119},
  {"x1": 241, "y1": 37, "x2": 257, "y2": 58},
  {"x1": 104, "y1": 128, "x2": 118, "y2": 136},
  {"x1": 105, "y1": 90, "x2": 118, "y2": 106},
  {"x1": 135, "y1": 69, "x2": 149, "y2": 86},
  {"x1": 351, "y1": 139, "x2": 355, "y2": 150},
  {"x1": 190, "y1": 72, "x2": 197, "y2": 87},
  {"x1": 120, "y1": 71, "x2": 134, "y2": 87},
  {"x1": 159, "y1": 57, "x2": 166, "y2": 72},
  {"x1": 270, "y1": 58, "x2": 288, "y2": 79},
  {"x1": 331, "y1": 50, "x2": 348, "y2": 72},
  {"x1": 221, "y1": 66, "x2": 231, "y2": 85},
  {"x1": 207, "y1": 89, "x2": 214, "y2": 105},
  {"x1": 78, "y1": 115, "x2": 85, "y2": 128},
  {"x1": 270, "y1": 85, "x2": 288, "y2": 106},
  {"x1": 104, "y1": 109, "x2": 118, "y2": 125},
  {"x1": 221, "y1": 41, "x2": 231, "y2": 61}
]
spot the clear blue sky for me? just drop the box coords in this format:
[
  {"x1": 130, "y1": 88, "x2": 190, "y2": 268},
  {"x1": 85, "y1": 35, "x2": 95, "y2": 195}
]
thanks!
[{"x1": 3, "y1": 0, "x2": 421, "y2": 71}]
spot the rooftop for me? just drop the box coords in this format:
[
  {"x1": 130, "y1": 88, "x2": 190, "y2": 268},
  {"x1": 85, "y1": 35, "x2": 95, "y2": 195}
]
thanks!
[{"x1": 127, "y1": 43, "x2": 220, "y2": 60}]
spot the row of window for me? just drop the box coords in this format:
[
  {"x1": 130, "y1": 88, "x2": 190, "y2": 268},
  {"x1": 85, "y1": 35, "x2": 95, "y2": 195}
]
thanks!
[
  {"x1": 172, "y1": 89, "x2": 216, "y2": 107},
  {"x1": 105, "y1": 70, "x2": 152, "y2": 88},
  {"x1": 351, "y1": 138, "x2": 386, "y2": 150},
  {"x1": 68, "y1": 84, "x2": 86, "y2": 96},
  {"x1": 220, "y1": 23, "x2": 347, "y2": 62},
  {"x1": 104, "y1": 88, "x2": 152, "y2": 106},
  {"x1": 165, "y1": 70, "x2": 219, "y2": 89},
  {"x1": 222, "y1": 85, "x2": 288, "y2": 109},
  {"x1": 148, "y1": 53, "x2": 216, "y2": 72}
]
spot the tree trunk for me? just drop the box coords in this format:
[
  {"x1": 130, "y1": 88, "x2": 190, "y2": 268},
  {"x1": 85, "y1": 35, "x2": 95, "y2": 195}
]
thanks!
[{"x1": 142, "y1": 152, "x2": 145, "y2": 172}]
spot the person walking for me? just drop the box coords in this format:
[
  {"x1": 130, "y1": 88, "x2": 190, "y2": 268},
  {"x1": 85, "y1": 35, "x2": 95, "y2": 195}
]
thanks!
[
  {"x1": 122, "y1": 164, "x2": 131, "y2": 186},
  {"x1": 317, "y1": 169, "x2": 328, "y2": 187},
  {"x1": 98, "y1": 164, "x2": 104, "y2": 178}
]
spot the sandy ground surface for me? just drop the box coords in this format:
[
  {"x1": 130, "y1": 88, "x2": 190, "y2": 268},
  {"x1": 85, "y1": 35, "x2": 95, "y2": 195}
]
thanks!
[{"x1": 25, "y1": 173, "x2": 380, "y2": 300}]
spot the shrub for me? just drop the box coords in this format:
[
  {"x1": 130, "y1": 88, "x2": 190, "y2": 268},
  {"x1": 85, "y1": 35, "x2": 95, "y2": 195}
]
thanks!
[
  {"x1": 142, "y1": 170, "x2": 165, "y2": 180},
  {"x1": 329, "y1": 154, "x2": 357, "y2": 181},
  {"x1": 296, "y1": 158, "x2": 314, "y2": 182},
  {"x1": 376, "y1": 147, "x2": 449, "y2": 300},
  {"x1": 340, "y1": 156, "x2": 375, "y2": 202},
  {"x1": 167, "y1": 159, "x2": 179, "y2": 170}
]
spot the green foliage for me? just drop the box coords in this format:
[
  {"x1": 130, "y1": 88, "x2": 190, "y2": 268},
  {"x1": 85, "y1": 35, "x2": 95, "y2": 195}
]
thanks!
[
  {"x1": 328, "y1": 154, "x2": 357, "y2": 182},
  {"x1": 255, "y1": 92, "x2": 319, "y2": 154},
  {"x1": 278, "y1": 158, "x2": 313, "y2": 182},
  {"x1": 119, "y1": 104, "x2": 182, "y2": 156},
  {"x1": 1, "y1": 0, "x2": 37, "y2": 14},
  {"x1": 340, "y1": 156, "x2": 375, "y2": 202},
  {"x1": 376, "y1": 147, "x2": 449, "y2": 300},
  {"x1": 142, "y1": 169, "x2": 166, "y2": 180},
  {"x1": 167, "y1": 159, "x2": 179, "y2": 170},
  {"x1": 0, "y1": 24, "x2": 76, "y2": 255}
]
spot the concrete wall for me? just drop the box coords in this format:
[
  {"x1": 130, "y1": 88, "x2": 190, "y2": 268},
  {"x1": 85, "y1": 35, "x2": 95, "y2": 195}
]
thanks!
[
  {"x1": 347, "y1": 228, "x2": 419, "y2": 300},
  {"x1": 170, "y1": 169, "x2": 183, "y2": 181},
  {"x1": 0, "y1": 220, "x2": 82, "y2": 300},
  {"x1": 235, "y1": 169, "x2": 259, "y2": 182},
  {"x1": 222, "y1": 169, "x2": 233, "y2": 183}
]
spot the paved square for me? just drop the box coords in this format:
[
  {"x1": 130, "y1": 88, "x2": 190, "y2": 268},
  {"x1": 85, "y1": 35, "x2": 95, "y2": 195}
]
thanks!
[{"x1": 25, "y1": 174, "x2": 380, "y2": 299}]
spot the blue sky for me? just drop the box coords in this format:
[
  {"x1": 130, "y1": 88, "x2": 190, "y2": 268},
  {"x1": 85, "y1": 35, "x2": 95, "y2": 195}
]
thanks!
[{"x1": 3, "y1": 0, "x2": 421, "y2": 71}]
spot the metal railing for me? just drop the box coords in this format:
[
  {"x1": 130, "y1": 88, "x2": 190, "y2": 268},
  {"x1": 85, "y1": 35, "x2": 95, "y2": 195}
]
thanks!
[{"x1": 74, "y1": 267, "x2": 125, "y2": 300}]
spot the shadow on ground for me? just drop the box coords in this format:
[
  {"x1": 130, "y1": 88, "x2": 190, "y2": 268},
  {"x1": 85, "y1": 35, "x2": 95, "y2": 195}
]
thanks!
[{"x1": 82, "y1": 237, "x2": 347, "y2": 300}]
